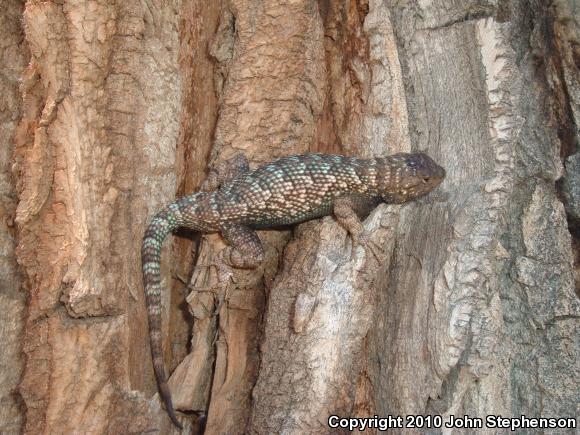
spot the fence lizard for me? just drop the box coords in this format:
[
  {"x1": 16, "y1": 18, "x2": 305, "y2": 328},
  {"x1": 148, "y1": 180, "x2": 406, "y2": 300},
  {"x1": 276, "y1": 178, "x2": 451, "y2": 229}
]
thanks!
[{"x1": 141, "y1": 152, "x2": 445, "y2": 428}]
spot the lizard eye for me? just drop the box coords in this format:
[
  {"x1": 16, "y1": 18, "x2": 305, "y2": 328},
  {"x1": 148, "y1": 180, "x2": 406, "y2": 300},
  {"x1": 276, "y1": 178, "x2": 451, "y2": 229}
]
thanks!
[{"x1": 422, "y1": 176, "x2": 431, "y2": 184}]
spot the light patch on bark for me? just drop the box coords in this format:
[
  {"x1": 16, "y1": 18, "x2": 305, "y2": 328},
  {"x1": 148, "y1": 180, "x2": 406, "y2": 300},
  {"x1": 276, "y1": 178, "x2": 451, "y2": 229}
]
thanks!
[
  {"x1": 363, "y1": 0, "x2": 410, "y2": 155},
  {"x1": 250, "y1": 206, "x2": 398, "y2": 433},
  {"x1": 518, "y1": 183, "x2": 577, "y2": 322},
  {"x1": 293, "y1": 292, "x2": 317, "y2": 333},
  {"x1": 430, "y1": 18, "x2": 520, "y2": 420},
  {"x1": 477, "y1": 22, "x2": 508, "y2": 133}
]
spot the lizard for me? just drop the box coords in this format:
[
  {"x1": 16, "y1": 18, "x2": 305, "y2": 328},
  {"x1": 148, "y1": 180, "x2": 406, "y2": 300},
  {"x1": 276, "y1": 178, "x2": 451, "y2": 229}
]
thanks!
[{"x1": 141, "y1": 152, "x2": 446, "y2": 428}]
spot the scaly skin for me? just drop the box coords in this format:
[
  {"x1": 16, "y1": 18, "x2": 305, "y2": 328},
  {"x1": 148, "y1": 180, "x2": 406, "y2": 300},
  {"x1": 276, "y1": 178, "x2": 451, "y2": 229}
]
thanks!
[{"x1": 141, "y1": 152, "x2": 445, "y2": 428}]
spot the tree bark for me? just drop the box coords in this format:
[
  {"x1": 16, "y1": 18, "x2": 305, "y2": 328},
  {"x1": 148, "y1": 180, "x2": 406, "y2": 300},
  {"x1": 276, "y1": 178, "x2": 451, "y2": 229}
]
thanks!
[
  {"x1": 12, "y1": 1, "x2": 183, "y2": 433},
  {"x1": 0, "y1": 1, "x2": 27, "y2": 433},
  {"x1": 2, "y1": 0, "x2": 578, "y2": 434}
]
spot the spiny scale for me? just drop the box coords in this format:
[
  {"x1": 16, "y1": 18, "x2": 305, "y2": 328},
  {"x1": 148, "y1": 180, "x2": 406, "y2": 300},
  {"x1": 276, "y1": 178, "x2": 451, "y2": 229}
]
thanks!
[{"x1": 141, "y1": 152, "x2": 445, "y2": 428}]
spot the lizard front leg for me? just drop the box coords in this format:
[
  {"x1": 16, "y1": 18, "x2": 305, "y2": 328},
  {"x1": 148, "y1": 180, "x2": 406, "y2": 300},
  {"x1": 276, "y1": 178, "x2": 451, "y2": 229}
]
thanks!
[
  {"x1": 333, "y1": 196, "x2": 382, "y2": 260},
  {"x1": 333, "y1": 196, "x2": 368, "y2": 246}
]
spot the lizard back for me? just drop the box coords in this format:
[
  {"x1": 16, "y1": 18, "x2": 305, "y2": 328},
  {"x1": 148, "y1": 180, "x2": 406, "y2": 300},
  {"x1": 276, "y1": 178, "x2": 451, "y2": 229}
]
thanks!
[{"x1": 217, "y1": 154, "x2": 381, "y2": 228}]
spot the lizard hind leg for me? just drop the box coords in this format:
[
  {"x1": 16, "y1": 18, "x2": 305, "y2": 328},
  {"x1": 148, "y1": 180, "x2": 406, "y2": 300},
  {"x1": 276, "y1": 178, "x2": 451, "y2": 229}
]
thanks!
[{"x1": 220, "y1": 224, "x2": 265, "y2": 269}]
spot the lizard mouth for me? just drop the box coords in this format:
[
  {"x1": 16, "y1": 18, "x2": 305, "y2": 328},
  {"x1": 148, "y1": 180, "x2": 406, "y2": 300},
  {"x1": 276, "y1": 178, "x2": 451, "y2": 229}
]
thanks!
[{"x1": 416, "y1": 171, "x2": 444, "y2": 190}]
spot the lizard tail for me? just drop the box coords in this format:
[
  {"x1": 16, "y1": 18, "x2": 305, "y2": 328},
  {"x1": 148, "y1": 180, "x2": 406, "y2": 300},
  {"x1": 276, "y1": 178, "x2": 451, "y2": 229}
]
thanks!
[{"x1": 141, "y1": 203, "x2": 185, "y2": 429}]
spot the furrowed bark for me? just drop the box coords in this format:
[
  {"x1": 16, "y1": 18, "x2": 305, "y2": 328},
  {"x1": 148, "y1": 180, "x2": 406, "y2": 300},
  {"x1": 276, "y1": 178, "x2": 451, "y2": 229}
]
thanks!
[
  {"x1": 371, "y1": 0, "x2": 579, "y2": 432},
  {"x1": 248, "y1": 2, "x2": 416, "y2": 432},
  {"x1": 3, "y1": 1, "x2": 577, "y2": 434},
  {"x1": 0, "y1": 1, "x2": 27, "y2": 433},
  {"x1": 13, "y1": 1, "x2": 183, "y2": 432},
  {"x1": 179, "y1": 1, "x2": 327, "y2": 433}
]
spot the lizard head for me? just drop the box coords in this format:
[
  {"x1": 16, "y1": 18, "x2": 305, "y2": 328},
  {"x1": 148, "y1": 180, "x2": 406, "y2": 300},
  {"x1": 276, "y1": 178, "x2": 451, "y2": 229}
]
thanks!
[{"x1": 378, "y1": 153, "x2": 445, "y2": 204}]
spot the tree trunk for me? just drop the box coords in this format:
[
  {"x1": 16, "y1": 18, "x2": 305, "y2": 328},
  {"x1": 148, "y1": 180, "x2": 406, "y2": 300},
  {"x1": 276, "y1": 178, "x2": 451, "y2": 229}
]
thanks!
[
  {"x1": 2, "y1": 0, "x2": 578, "y2": 434},
  {"x1": 0, "y1": 1, "x2": 27, "y2": 433}
]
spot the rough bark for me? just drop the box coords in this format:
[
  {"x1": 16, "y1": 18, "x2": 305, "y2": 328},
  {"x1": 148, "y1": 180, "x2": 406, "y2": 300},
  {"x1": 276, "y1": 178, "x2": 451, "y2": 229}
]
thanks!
[
  {"x1": 13, "y1": 1, "x2": 182, "y2": 433},
  {"x1": 373, "y1": 3, "x2": 579, "y2": 432},
  {"x1": 179, "y1": 2, "x2": 327, "y2": 433},
  {"x1": 2, "y1": 0, "x2": 578, "y2": 434},
  {"x1": 0, "y1": 1, "x2": 27, "y2": 433}
]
